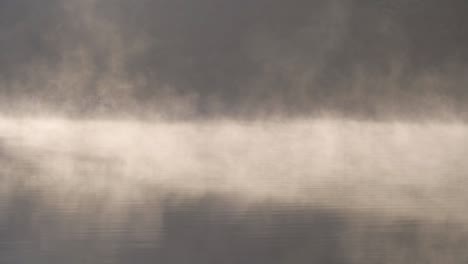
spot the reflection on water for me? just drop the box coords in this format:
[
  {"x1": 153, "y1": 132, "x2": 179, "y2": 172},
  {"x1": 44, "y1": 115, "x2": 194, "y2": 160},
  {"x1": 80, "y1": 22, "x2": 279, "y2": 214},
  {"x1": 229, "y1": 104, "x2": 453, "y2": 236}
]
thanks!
[{"x1": 1, "y1": 117, "x2": 468, "y2": 263}]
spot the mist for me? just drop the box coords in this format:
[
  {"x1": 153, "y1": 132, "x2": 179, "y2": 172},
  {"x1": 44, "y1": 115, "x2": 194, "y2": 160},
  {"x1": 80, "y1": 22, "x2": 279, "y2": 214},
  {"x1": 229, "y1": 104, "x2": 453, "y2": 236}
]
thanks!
[
  {"x1": 1, "y1": 116, "x2": 468, "y2": 218},
  {"x1": 1, "y1": 116, "x2": 468, "y2": 263},
  {"x1": 1, "y1": 0, "x2": 468, "y2": 119},
  {"x1": 1, "y1": 0, "x2": 468, "y2": 263}
]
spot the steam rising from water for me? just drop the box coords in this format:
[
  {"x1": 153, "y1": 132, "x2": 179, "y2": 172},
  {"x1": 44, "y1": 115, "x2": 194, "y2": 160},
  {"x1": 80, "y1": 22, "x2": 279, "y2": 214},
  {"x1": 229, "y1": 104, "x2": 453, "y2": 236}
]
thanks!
[
  {"x1": 1, "y1": 117, "x2": 468, "y2": 262},
  {"x1": 2, "y1": 1, "x2": 468, "y2": 261},
  {"x1": 1, "y1": 117, "x2": 467, "y2": 220}
]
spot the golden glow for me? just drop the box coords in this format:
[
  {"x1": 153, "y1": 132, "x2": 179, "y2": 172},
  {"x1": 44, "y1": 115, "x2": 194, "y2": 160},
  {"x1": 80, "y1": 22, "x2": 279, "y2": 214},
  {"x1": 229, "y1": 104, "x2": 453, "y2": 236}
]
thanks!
[{"x1": 0, "y1": 116, "x2": 467, "y2": 222}]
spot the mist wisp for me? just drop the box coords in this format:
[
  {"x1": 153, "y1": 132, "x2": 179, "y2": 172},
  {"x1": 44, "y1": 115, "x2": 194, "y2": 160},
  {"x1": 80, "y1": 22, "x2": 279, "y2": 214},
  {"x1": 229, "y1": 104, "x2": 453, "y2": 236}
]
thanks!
[{"x1": 1, "y1": 0, "x2": 468, "y2": 262}]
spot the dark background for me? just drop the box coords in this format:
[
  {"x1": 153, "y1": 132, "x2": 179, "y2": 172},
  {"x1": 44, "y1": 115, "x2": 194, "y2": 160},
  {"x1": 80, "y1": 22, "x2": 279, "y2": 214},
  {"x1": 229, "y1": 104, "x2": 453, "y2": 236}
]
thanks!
[{"x1": 1, "y1": 0, "x2": 468, "y2": 119}]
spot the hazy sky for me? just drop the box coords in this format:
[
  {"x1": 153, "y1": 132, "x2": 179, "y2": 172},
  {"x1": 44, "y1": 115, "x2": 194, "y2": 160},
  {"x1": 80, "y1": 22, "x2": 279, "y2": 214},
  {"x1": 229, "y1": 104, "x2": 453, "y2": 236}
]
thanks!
[{"x1": 1, "y1": 0, "x2": 468, "y2": 118}]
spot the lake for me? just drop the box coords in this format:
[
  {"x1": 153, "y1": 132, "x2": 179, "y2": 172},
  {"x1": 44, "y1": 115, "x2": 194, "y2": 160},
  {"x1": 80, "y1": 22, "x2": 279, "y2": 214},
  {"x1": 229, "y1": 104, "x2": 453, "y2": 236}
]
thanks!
[{"x1": 1, "y1": 117, "x2": 467, "y2": 263}]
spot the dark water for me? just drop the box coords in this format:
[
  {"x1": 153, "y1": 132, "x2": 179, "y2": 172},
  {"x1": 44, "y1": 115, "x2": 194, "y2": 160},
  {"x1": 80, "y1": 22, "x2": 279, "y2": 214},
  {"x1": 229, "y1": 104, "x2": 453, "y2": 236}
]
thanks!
[{"x1": 1, "y1": 119, "x2": 468, "y2": 263}]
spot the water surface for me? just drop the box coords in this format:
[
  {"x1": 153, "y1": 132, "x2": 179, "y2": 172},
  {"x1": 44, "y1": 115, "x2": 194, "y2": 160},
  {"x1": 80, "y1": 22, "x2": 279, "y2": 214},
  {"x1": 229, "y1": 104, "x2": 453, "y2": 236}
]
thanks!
[{"x1": 1, "y1": 117, "x2": 467, "y2": 263}]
